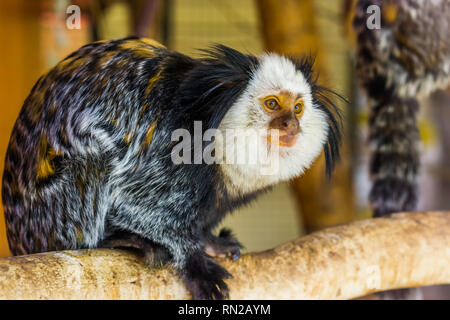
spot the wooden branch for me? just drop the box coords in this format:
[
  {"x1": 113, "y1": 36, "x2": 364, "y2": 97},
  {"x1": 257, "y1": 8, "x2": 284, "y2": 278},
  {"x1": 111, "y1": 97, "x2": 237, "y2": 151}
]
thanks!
[{"x1": 0, "y1": 212, "x2": 449, "y2": 299}]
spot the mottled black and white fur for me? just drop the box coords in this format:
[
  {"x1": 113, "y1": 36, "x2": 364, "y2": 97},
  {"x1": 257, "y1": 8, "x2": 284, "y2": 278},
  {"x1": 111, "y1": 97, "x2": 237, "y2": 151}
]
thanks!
[
  {"x1": 354, "y1": 0, "x2": 450, "y2": 217},
  {"x1": 2, "y1": 37, "x2": 341, "y2": 299}
]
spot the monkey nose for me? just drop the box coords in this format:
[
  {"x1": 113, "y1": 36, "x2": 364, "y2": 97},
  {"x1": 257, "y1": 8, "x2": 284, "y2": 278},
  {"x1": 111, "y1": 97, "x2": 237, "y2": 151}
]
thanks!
[{"x1": 282, "y1": 119, "x2": 300, "y2": 135}]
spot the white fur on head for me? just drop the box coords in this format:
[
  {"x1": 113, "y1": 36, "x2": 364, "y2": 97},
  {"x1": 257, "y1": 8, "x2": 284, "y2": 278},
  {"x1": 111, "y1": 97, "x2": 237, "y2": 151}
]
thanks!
[{"x1": 217, "y1": 54, "x2": 329, "y2": 196}]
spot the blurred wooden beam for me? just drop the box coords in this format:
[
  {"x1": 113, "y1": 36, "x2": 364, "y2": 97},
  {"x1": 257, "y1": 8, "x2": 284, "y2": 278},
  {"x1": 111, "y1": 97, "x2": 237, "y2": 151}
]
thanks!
[
  {"x1": 131, "y1": 0, "x2": 165, "y2": 40},
  {"x1": 0, "y1": 211, "x2": 448, "y2": 299},
  {"x1": 256, "y1": 0, "x2": 356, "y2": 232}
]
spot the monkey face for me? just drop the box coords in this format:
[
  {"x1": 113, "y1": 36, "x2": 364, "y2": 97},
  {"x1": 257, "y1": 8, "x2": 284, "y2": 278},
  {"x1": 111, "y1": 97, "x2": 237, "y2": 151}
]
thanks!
[
  {"x1": 259, "y1": 91, "x2": 304, "y2": 147},
  {"x1": 218, "y1": 54, "x2": 330, "y2": 192}
]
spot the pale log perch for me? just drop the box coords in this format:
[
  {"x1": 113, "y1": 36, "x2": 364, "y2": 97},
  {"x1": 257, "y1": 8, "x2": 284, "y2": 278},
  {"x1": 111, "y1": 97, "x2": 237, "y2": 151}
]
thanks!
[{"x1": 0, "y1": 211, "x2": 449, "y2": 299}]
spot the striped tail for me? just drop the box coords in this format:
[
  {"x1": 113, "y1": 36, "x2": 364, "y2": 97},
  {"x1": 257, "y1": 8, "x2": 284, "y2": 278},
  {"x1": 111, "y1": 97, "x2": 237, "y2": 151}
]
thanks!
[{"x1": 368, "y1": 96, "x2": 420, "y2": 217}]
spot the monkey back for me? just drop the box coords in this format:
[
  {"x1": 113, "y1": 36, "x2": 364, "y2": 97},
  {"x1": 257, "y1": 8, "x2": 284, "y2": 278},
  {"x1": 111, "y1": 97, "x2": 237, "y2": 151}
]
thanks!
[{"x1": 1, "y1": 37, "x2": 197, "y2": 255}]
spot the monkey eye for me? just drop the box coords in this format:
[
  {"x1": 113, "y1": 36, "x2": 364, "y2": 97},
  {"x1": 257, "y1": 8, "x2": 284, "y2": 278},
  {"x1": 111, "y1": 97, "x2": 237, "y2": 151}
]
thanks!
[
  {"x1": 264, "y1": 98, "x2": 279, "y2": 111},
  {"x1": 294, "y1": 101, "x2": 304, "y2": 116}
]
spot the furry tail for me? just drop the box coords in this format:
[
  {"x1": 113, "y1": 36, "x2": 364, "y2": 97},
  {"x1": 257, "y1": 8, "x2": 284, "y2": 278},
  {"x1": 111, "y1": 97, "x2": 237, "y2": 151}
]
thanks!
[
  {"x1": 352, "y1": 0, "x2": 424, "y2": 217},
  {"x1": 368, "y1": 96, "x2": 420, "y2": 217}
]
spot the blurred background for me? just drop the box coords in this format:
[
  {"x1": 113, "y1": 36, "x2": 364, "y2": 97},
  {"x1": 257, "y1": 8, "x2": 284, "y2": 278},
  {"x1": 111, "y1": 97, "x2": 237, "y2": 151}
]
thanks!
[{"x1": 0, "y1": 0, "x2": 449, "y2": 298}]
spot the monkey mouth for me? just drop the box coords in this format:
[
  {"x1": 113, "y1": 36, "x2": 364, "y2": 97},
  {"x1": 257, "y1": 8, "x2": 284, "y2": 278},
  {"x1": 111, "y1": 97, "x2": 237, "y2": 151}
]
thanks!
[
  {"x1": 267, "y1": 132, "x2": 299, "y2": 148},
  {"x1": 278, "y1": 134, "x2": 299, "y2": 147}
]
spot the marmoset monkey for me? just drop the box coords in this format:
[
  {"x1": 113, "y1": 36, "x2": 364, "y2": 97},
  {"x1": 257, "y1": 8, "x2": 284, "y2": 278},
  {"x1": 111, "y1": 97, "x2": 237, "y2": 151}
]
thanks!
[{"x1": 2, "y1": 37, "x2": 341, "y2": 299}]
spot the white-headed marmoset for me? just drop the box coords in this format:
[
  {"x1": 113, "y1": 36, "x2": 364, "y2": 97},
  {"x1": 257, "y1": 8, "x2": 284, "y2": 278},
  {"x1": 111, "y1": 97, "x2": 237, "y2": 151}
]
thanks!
[{"x1": 2, "y1": 37, "x2": 342, "y2": 299}]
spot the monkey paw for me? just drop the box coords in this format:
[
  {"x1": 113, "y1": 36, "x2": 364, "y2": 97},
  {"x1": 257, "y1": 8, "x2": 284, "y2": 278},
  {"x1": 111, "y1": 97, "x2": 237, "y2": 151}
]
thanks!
[
  {"x1": 204, "y1": 228, "x2": 243, "y2": 261},
  {"x1": 182, "y1": 253, "x2": 232, "y2": 300}
]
